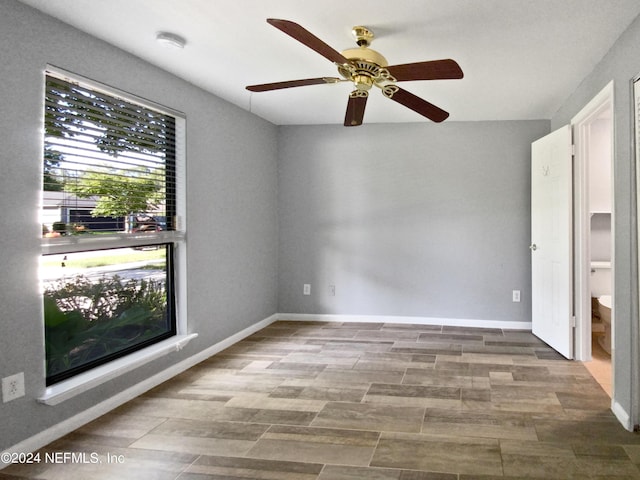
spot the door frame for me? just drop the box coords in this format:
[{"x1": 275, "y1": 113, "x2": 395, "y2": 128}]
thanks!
[
  {"x1": 570, "y1": 81, "x2": 615, "y2": 366},
  {"x1": 632, "y1": 73, "x2": 640, "y2": 431}
]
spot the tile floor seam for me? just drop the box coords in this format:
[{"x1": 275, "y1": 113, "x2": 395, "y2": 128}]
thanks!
[
  {"x1": 252, "y1": 421, "x2": 275, "y2": 445},
  {"x1": 365, "y1": 430, "x2": 383, "y2": 468},
  {"x1": 419, "y1": 406, "x2": 428, "y2": 435},
  {"x1": 399, "y1": 365, "x2": 409, "y2": 386},
  {"x1": 305, "y1": 398, "x2": 326, "y2": 427},
  {"x1": 497, "y1": 438, "x2": 508, "y2": 479},
  {"x1": 172, "y1": 453, "x2": 203, "y2": 480},
  {"x1": 139, "y1": 416, "x2": 171, "y2": 442}
]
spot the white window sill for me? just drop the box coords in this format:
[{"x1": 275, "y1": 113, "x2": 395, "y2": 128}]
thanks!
[
  {"x1": 38, "y1": 334, "x2": 198, "y2": 406},
  {"x1": 41, "y1": 231, "x2": 186, "y2": 255}
]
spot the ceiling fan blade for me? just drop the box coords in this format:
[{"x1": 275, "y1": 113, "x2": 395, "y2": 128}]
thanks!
[
  {"x1": 386, "y1": 87, "x2": 449, "y2": 123},
  {"x1": 267, "y1": 19, "x2": 350, "y2": 65},
  {"x1": 387, "y1": 59, "x2": 463, "y2": 82},
  {"x1": 344, "y1": 93, "x2": 368, "y2": 127},
  {"x1": 247, "y1": 77, "x2": 342, "y2": 92}
]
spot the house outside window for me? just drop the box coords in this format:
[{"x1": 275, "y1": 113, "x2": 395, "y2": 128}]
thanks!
[{"x1": 41, "y1": 68, "x2": 186, "y2": 386}]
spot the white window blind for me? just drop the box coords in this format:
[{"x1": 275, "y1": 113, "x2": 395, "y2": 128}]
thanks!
[{"x1": 43, "y1": 70, "x2": 182, "y2": 241}]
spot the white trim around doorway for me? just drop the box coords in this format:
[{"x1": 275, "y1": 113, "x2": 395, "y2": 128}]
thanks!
[{"x1": 570, "y1": 81, "x2": 615, "y2": 389}]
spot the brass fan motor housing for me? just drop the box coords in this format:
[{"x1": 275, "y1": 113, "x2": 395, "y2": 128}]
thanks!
[
  {"x1": 340, "y1": 46, "x2": 388, "y2": 68},
  {"x1": 338, "y1": 26, "x2": 393, "y2": 92}
]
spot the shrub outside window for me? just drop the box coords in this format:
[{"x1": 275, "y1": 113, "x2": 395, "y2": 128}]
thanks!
[{"x1": 41, "y1": 68, "x2": 185, "y2": 385}]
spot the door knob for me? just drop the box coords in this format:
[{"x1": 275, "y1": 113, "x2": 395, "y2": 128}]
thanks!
[{"x1": 529, "y1": 244, "x2": 537, "y2": 251}]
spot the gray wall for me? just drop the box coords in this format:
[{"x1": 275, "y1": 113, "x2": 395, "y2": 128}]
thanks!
[
  {"x1": 550, "y1": 13, "x2": 640, "y2": 425},
  {"x1": 278, "y1": 121, "x2": 549, "y2": 324},
  {"x1": 0, "y1": 2, "x2": 278, "y2": 450}
]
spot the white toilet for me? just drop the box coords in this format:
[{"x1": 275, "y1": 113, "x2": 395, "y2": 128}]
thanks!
[{"x1": 591, "y1": 262, "x2": 612, "y2": 355}]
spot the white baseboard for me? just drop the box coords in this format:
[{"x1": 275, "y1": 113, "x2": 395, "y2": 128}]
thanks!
[
  {"x1": 277, "y1": 313, "x2": 532, "y2": 331},
  {"x1": 1, "y1": 313, "x2": 279, "y2": 466},
  {"x1": 612, "y1": 400, "x2": 632, "y2": 431}
]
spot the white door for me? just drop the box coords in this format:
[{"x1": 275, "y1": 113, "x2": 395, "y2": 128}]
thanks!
[{"x1": 531, "y1": 125, "x2": 573, "y2": 359}]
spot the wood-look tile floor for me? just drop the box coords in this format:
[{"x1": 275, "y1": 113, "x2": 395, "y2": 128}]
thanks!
[{"x1": 3, "y1": 321, "x2": 640, "y2": 479}]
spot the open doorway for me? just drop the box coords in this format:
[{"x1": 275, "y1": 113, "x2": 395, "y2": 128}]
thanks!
[{"x1": 572, "y1": 82, "x2": 614, "y2": 398}]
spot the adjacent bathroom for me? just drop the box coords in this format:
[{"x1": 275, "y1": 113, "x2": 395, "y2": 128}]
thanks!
[
  {"x1": 587, "y1": 109, "x2": 613, "y2": 396},
  {"x1": 591, "y1": 213, "x2": 612, "y2": 353}
]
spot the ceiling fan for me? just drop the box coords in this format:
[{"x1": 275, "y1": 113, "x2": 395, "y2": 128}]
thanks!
[{"x1": 246, "y1": 19, "x2": 463, "y2": 127}]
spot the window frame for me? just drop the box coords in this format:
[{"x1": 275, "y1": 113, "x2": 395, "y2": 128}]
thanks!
[{"x1": 40, "y1": 66, "x2": 188, "y2": 391}]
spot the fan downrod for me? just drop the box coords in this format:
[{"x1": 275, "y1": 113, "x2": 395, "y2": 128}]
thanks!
[{"x1": 352, "y1": 26, "x2": 374, "y2": 47}]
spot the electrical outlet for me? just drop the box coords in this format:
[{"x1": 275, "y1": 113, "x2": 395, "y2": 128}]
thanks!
[
  {"x1": 512, "y1": 290, "x2": 521, "y2": 302},
  {"x1": 303, "y1": 284, "x2": 311, "y2": 295},
  {"x1": 329, "y1": 285, "x2": 336, "y2": 296},
  {"x1": 2, "y1": 372, "x2": 25, "y2": 403}
]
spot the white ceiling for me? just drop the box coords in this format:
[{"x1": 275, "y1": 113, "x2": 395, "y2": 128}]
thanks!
[{"x1": 19, "y1": 0, "x2": 640, "y2": 125}]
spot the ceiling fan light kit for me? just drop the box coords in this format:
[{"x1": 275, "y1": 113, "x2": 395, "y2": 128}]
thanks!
[{"x1": 246, "y1": 19, "x2": 463, "y2": 127}]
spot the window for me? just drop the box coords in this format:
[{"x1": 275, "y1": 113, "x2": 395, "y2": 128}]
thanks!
[{"x1": 41, "y1": 68, "x2": 185, "y2": 386}]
